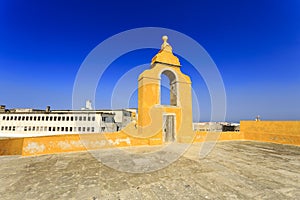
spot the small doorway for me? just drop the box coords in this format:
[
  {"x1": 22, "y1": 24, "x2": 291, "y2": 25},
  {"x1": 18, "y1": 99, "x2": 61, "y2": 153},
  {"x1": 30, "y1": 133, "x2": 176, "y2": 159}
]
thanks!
[{"x1": 163, "y1": 114, "x2": 175, "y2": 142}]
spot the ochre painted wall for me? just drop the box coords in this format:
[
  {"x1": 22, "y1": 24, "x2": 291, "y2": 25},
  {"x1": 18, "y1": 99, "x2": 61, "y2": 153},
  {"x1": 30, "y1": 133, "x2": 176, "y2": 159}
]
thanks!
[
  {"x1": 193, "y1": 131, "x2": 244, "y2": 143},
  {"x1": 21, "y1": 131, "x2": 153, "y2": 156},
  {"x1": 241, "y1": 121, "x2": 300, "y2": 146},
  {"x1": 0, "y1": 131, "x2": 244, "y2": 156},
  {"x1": 1, "y1": 121, "x2": 300, "y2": 156},
  {"x1": 137, "y1": 63, "x2": 193, "y2": 142},
  {"x1": 0, "y1": 138, "x2": 24, "y2": 155}
]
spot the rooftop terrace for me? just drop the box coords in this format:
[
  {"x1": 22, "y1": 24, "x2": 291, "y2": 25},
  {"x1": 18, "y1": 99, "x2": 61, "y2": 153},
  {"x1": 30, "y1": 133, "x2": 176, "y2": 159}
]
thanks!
[{"x1": 0, "y1": 141, "x2": 299, "y2": 199}]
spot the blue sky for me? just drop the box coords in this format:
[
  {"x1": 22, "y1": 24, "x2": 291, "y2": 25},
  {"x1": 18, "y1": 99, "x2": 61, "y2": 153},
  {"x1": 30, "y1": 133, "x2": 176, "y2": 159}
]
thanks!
[{"x1": 0, "y1": 0, "x2": 299, "y2": 122}]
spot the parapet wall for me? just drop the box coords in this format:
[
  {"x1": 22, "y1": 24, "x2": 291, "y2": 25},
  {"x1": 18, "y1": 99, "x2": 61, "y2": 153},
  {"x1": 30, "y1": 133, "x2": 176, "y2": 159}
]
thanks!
[
  {"x1": 0, "y1": 131, "x2": 244, "y2": 156},
  {"x1": 193, "y1": 131, "x2": 244, "y2": 142},
  {"x1": 0, "y1": 121, "x2": 299, "y2": 156},
  {"x1": 241, "y1": 121, "x2": 300, "y2": 146},
  {"x1": 21, "y1": 131, "x2": 159, "y2": 156},
  {"x1": 0, "y1": 138, "x2": 23, "y2": 155}
]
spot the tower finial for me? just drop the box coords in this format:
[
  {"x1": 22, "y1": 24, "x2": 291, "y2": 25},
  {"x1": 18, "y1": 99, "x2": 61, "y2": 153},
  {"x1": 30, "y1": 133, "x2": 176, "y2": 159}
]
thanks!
[
  {"x1": 162, "y1": 35, "x2": 168, "y2": 43},
  {"x1": 151, "y1": 35, "x2": 180, "y2": 66},
  {"x1": 161, "y1": 35, "x2": 172, "y2": 52}
]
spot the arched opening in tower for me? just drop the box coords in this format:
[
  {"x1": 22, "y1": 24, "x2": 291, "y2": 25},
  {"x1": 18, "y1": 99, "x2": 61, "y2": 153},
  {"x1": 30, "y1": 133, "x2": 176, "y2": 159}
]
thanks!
[{"x1": 160, "y1": 70, "x2": 177, "y2": 106}]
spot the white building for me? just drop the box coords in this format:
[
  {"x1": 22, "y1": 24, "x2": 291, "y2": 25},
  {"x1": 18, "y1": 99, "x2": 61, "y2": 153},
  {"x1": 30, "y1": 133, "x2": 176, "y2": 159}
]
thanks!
[
  {"x1": 0, "y1": 105, "x2": 134, "y2": 138},
  {"x1": 100, "y1": 109, "x2": 132, "y2": 131}
]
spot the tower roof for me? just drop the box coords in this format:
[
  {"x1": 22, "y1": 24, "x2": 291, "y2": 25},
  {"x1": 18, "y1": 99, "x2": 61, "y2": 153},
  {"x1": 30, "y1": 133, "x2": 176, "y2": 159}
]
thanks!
[{"x1": 151, "y1": 36, "x2": 181, "y2": 67}]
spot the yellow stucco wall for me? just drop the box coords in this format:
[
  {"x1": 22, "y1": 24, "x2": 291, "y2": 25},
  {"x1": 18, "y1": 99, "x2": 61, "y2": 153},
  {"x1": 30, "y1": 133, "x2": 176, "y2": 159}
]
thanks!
[
  {"x1": 1, "y1": 121, "x2": 300, "y2": 156},
  {"x1": 22, "y1": 134, "x2": 86, "y2": 156},
  {"x1": 241, "y1": 121, "x2": 300, "y2": 146},
  {"x1": 20, "y1": 131, "x2": 154, "y2": 156},
  {"x1": 193, "y1": 131, "x2": 244, "y2": 143},
  {"x1": 1, "y1": 131, "x2": 243, "y2": 156},
  {"x1": 0, "y1": 138, "x2": 24, "y2": 155},
  {"x1": 137, "y1": 63, "x2": 193, "y2": 142}
]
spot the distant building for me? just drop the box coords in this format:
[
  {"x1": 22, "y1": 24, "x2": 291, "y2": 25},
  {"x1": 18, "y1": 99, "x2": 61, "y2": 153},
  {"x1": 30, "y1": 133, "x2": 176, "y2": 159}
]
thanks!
[
  {"x1": 0, "y1": 105, "x2": 5, "y2": 112},
  {"x1": 98, "y1": 109, "x2": 132, "y2": 131},
  {"x1": 0, "y1": 103, "x2": 135, "y2": 138},
  {"x1": 193, "y1": 122, "x2": 240, "y2": 132}
]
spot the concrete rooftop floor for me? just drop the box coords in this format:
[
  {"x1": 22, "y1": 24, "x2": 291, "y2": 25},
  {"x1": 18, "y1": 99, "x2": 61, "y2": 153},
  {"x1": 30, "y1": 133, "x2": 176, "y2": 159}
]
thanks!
[{"x1": 0, "y1": 141, "x2": 300, "y2": 200}]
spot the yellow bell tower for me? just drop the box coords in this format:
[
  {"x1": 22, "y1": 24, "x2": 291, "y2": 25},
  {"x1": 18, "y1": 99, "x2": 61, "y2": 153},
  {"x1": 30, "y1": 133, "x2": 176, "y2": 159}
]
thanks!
[{"x1": 136, "y1": 36, "x2": 194, "y2": 143}]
